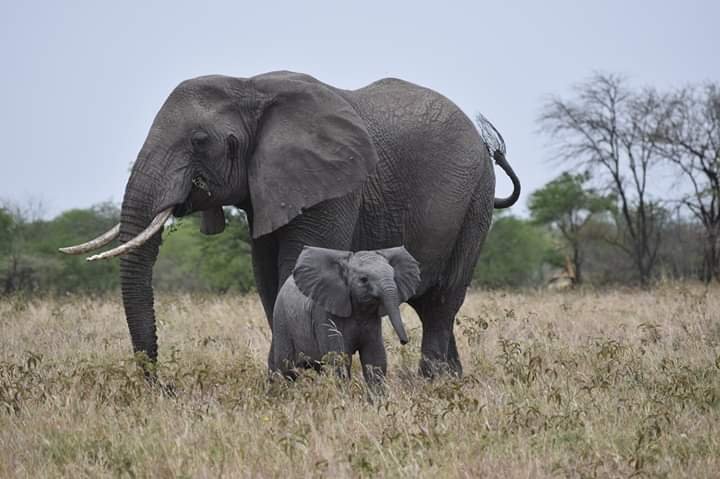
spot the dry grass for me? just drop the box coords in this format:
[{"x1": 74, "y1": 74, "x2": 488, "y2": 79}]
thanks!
[{"x1": 1, "y1": 283, "x2": 719, "y2": 478}]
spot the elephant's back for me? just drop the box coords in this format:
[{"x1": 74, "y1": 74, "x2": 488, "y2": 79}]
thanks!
[
  {"x1": 345, "y1": 78, "x2": 487, "y2": 159},
  {"x1": 344, "y1": 78, "x2": 493, "y2": 206},
  {"x1": 342, "y1": 79, "x2": 495, "y2": 288}
]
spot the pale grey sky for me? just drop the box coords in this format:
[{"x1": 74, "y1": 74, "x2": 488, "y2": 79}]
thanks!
[{"x1": 1, "y1": 0, "x2": 718, "y2": 218}]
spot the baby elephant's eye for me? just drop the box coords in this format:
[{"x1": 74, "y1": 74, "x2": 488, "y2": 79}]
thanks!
[{"x1": 359, "y1": 276, "x2": 368, "y2": 284}]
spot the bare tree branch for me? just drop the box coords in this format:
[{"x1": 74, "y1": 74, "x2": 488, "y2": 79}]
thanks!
[
  {"x1": 538, "y1": 73, "x2": 665, "y2": 285},
  {"x1": 648, "y1": 82, "x2": 720, "y2": 282}
]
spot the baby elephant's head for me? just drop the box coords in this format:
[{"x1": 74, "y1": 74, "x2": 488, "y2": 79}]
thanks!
[{"x1": 293, "y1": 246, "x2": 421, "y2": 344}]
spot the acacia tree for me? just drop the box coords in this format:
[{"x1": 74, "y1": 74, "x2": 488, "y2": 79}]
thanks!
[
  {"x1": 539, "y1": 74, "x2": 666, "y2": 285},
  {"x1": 649, "y1": 84, "x2": 720, "y2": 282},
  {"x1": 528, "y1": 172, "x2": 614, "y2": 284}
]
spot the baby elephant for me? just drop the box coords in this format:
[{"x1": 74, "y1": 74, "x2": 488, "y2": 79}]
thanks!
[{"x1": 270, "y1": 246, "x2": 421, "y2": 386}]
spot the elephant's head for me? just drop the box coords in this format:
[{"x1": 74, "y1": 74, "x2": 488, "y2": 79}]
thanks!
[
  {"x1": 59, "y1": 72, "x2": 380, "y2": 361},
  {"x1": 293, "y1": 246, "x2": 421, "y2": 345}
]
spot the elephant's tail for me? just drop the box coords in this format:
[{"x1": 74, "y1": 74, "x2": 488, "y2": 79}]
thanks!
[
  {"x1": 476, "y1": 113, "x2": 521, "y2": 209},
  {"x1": 493, "y1": 149, "x2": 521, "y2": 209}
]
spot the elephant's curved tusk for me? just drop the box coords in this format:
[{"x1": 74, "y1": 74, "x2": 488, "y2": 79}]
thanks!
[
  {"x1": 58, "y1": 224, "x2": 121, "y2": 255},
  {"x1": 86, "y1": 208, "x2": 173, "y2": 262}
]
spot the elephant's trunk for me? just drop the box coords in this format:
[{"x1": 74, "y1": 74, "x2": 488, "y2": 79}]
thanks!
[
  {"x1": 118, "y1": 172, "x2": 164, "y2": 366},
  {"x1": 379, "y1": 281, "x2": 408, "y2": 345}
]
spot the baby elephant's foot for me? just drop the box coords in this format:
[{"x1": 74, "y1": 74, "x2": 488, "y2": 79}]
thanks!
[
  {"x1": 363, "y1": 364, "x2": 387, "y2": 397},
  {"x1": 321, "y1": 351, "x2": 352, "y2": 381}
]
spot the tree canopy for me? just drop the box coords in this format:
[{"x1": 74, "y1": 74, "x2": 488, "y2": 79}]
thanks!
[
  {"x1": 0, "y1": 203, "x2": 255, "y2": 295},
  {"x1": 528, "y1": 172, "x2": 614, "y2": 283}
]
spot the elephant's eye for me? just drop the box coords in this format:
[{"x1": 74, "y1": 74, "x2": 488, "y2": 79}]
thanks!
[
  {"x1": 191, "y1": 130, "x2": 210, "y2": 150},
  {"x1": 359, "y1": 276, "x2": 368, "y2": 284}
]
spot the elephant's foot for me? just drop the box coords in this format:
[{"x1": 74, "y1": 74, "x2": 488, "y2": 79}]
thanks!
[
  {"x1": 409, "y1": 284, "x2": 467, "y2": 379},
  {"x1": 362, "y1": 364, "x2": 387, "y2": 390},
  {"x1": 141, "y1": 369, "x2": 177, "y2": 397},
  {"x1": 419, "y1": 335, "x2": 463, "y2": 378},
  {"x1": 419, "y1": 356, "x2": 457, "y2": 379}
]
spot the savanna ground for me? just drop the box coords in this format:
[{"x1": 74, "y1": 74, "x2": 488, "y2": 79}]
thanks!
[{"x1": 1, "y1": 284, "x2": 719, "y2": 478}]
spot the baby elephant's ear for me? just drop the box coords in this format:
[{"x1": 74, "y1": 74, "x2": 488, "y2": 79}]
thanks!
[
  {"x1": 377, "y1": 246, "x2": 421, "y2": 303},
  {"x1": 293, "y1": 246, "x2": 353, "y2": 317}
]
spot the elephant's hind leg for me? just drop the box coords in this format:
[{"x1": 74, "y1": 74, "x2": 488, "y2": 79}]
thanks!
[
  {"x1": 410, "y1": 289, "x2": 466, "y2": 377},
  {"x1": 412, "y1": 183, "x2": 493, "y2": 378}
]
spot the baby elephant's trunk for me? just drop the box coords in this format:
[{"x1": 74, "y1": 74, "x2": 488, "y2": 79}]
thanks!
[{"x1": 380, "y1": 282, "x2": 409, "y2": 345}]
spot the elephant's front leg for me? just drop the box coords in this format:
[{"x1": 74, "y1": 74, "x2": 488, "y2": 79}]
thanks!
[
  {"x1": 250, "y1": 235, "x2": 282, "y2": 372},
  {"x1": 316, "y1": 316, "x2": 352, "y2": 380},
  {"x1": 250, "y1": 234, "x2": 280, "y2": 330}
]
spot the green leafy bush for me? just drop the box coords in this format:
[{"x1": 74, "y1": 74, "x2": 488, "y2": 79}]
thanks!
[{"x1": 474, "y1": 215, "x2": 561, "y2": 288}]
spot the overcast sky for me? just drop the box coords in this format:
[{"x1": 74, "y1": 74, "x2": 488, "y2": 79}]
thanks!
[{"x1": 1, "y1": 1, "x2": 718, "y2": 219}]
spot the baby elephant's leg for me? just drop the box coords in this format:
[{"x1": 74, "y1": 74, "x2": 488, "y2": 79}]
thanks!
[
  {"x1": 269, "y1": 322, "x2": 298, "y2": 381},
  {"x1": 359, "y1": 341, "x2": 388, "y2": 388},
  {"x1": 322, "y1": 350, "x2": 352, "y2": 380}
]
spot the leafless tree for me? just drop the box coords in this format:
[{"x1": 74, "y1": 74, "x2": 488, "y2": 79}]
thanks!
[
  {"x1": 539, "y1": 73, "x2": 666, "y2": 285},
  {"x1": 646, "y1": 84, "x2": 720, "y2": 282}
]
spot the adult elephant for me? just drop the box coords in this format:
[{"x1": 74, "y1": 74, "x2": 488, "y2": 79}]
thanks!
[{"x1": 61, "y1": 71, "x2": 520, "y2": 377}]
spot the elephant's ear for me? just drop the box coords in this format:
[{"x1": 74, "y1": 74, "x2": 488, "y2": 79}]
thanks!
[
  {"x1": 249, "y1": 71, "x2": 380, "y2": 238},
  {"x1": 377, "y1": 246, "x2": 421, "y2": 303},
  {"x1": 293, "y1": 246, "x2": 353, "y2": 317}
]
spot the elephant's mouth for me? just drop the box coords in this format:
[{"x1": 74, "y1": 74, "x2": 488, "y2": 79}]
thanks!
[
  {"x1": 174, "y1": 174, "x2": 212, "y2": 217},
  {"x1": 173, "y1": 198, "x2": 192, "y2": 217}
]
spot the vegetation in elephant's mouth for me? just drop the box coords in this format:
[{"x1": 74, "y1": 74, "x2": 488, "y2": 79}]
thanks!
[
  {"x1": 191, "y1": 175, "x2": 211, "y2": 197},
  {"x1": 173, "y1": 175, "x2": 212, "y2": 217},
  {"x1": 1, "y1": 284, "x2": 719, "y2": 477}
]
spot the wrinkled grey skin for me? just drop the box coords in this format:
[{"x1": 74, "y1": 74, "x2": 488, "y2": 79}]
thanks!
[
  {"x1": 115, "y1": 71, "x2": 520, "y2": 377},
  {"x1": 270, "y1": 246, "x2": 420, "y2": 386}
]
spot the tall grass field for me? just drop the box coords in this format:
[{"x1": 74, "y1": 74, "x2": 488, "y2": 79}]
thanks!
[{"x1": 1, "y1": 284, "x2": 719, "y2": 477}]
